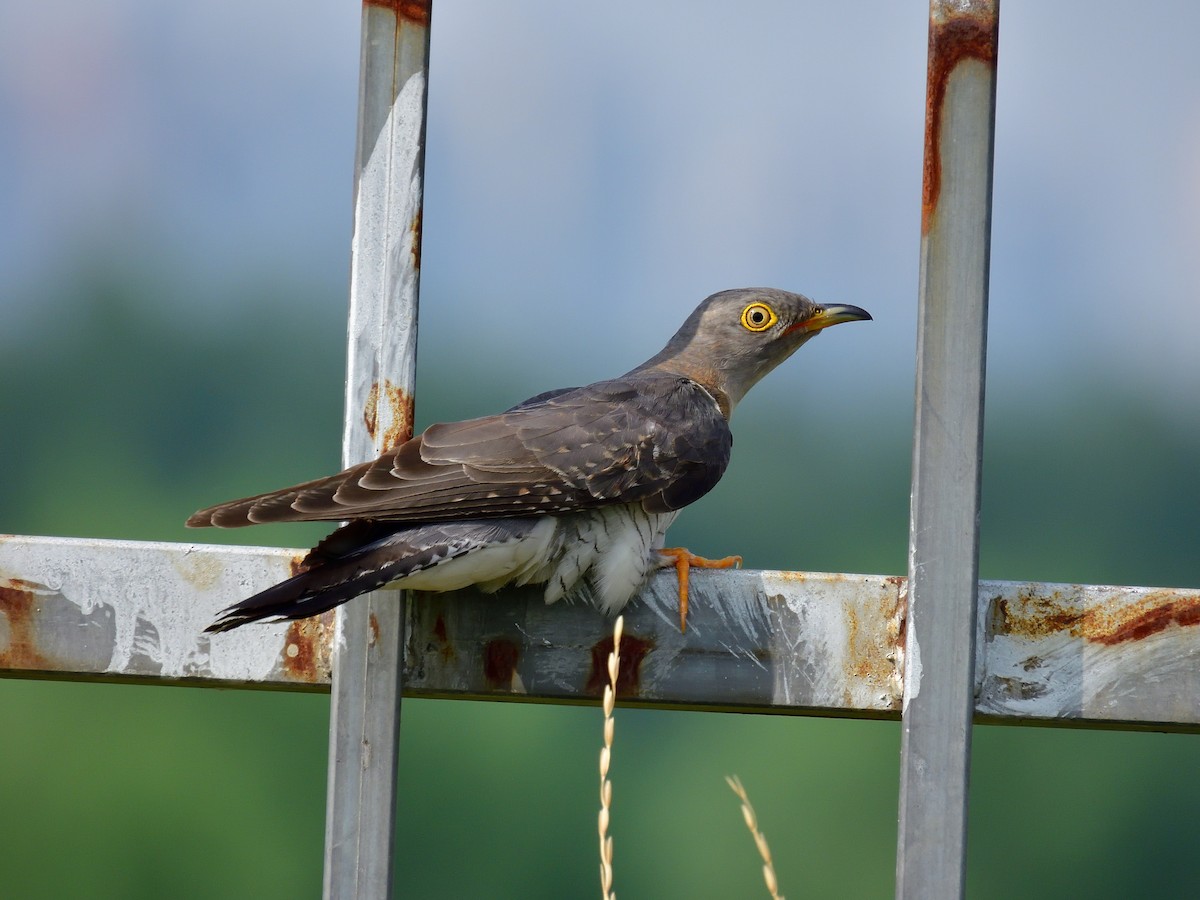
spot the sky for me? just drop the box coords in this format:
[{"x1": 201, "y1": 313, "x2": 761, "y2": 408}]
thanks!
[{"x1": 2, "y1": 1, "x2": 1198, "y2": 418}]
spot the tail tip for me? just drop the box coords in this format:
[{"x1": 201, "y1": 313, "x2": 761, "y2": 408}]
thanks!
[{"x1": 204, "y1": 612, "x2": 241, "y2": 634}]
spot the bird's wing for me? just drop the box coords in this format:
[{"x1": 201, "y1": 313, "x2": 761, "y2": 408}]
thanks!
[{"x1": 188, "y1": 375, "x2": 732, "y2": 528}]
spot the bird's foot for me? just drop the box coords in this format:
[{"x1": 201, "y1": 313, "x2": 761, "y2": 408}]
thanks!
[{"x1": 657, "y1": 549, "x2": 742, "y2": 632}]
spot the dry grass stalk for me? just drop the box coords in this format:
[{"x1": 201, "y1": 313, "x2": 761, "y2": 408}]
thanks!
[
  {"x1": 598, "y1": 615, "x2": 623, "y2": 900},
  {"x1": 726, "y1": 774, "x2": 785, "y2": 900}
]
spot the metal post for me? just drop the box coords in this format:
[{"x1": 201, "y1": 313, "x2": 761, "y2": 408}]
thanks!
[
  {"x1": 324, "y1": 2, "x2": 431, "y2": 897},
  {"x1": 897, "y1": 2, "x2": 998, "y2": 898}
]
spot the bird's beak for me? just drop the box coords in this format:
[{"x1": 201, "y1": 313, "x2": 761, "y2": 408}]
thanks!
[{"x1": 789, "y1": 303, "x2": 873, "y2": 335}]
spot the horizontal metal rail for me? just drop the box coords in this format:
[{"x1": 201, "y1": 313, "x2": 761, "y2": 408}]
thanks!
[{"x1": 3, "y1": 534, "x2": 1198, "y2": 731}]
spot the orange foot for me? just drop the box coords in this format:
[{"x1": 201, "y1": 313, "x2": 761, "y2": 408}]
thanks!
[{"x1": 658, "y1": 548, "x2": 742, "y2": 632}]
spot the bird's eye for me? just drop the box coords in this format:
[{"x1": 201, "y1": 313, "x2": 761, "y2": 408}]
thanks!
[{"x1": 740, "y1": 302, "x2": 778, "y2": 332}]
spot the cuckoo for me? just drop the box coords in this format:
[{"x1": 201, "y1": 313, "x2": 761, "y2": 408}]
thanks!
[{"x1": 189, "y1": 288, "x2": 870, "y2": 633}]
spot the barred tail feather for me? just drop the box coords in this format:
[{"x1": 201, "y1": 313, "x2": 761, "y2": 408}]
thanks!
[
  {"x1": 203, "y1": 519, "x2": 531, "y2": 633},
  {"x1": 204, "y1": 563, "x2": 398, "y2": 633}
]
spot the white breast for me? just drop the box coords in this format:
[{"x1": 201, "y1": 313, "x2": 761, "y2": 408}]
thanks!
[{"x1": 542, "y1": 504, "x2": 678, "y2": 614}]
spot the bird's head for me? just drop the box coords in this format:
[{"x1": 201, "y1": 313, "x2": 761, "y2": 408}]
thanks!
[{"x1": 637, "y1": 288, "x2": 872, "y2": 416}]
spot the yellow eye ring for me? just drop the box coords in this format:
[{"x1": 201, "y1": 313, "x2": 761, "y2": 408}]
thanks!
[{"x1": 740, "y1": 302, "x2": 778, "y2": 332}]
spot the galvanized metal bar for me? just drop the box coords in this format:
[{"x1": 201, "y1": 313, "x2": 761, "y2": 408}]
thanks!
[
  {"x1": 416, "y1": 576, "x2": 1200, "y2": 730},
  {"x1": 0, "y1": 535, "x2": 329, "y2": 688},
  {"x1": 975, "y1": 580, "x2": 1200, "y2": 726},
  {"x1": 407, "y1": 570, "x2": 906, "y2": 715},
  {"x1": 897, "y1": 2, "x2": 999, "y2": 898},
  {"x1": 325, "y1": 2, "x2": 431, "y2": 898},
  {"x1": 6, "y1": 535, "x2": 1200, "y2": 731}
]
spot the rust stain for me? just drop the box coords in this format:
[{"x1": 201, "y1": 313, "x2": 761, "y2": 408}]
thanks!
[
  {"x1": 363, "y1": 382, "x2": 380, "y2": 442},
  {"x1": 432, "y1": 613, "x2": 454, "y2": 663},
  {"x1": 1090, "y1": 595, "x2": 1200, "y2": 646},
  {"x1": 369, "y1": 613, "x2": 381, "y2": 646},
  {"x1": 990, "y1": 590, "x2": 1080, "y2": 638},
  {"x1": 382, "y1": 381, "x2": 415, "y2": 451},
  {"x1": 843, "y1": 577, "x2": 908, "y2": 706},
  {"x1": 0, "y1": 580, "x2": 53, "y2": 670},
  {"x1": 886, "y1": 574, "x2": 908, "y2": 657},
  {"x1": 364, "y1": 0, "x2": 430, "y2": 25},
  {"x1": 483, "y1": 637, "x2": 520, "y2": 689},
  {"x1": 844, "y1": 606, "x2": 862, "y2": 669},
  {"x1": 409, "y1": 207, "x2": 423, "y2": 271},
  {"x1": 363, "y1": 379, "x2": 414, "y2": 453},
  {"x1": 172, "y1": 553, "x2": 223, "y2": 591},
  {"x1": 922, "y1": 4, "x2": 999, "y2": 234},
  {"x1": 990, "y1": 675, "x2": 1048, "y2": 702},
  {"x1": 992, "y1": 588, "x2": 1200, "y2": 648},
  {"x1": 773, "y1": 570, "x2": 851, "y2": 584},
  {"x1": 290, "y1": 554, "x2": 308, "y2": 578},
  {"x1": 585, "y1": 632, "x2": 652, "y2": 697},
  {"x1": 281, "y1": 612, "x2": 334, "y2": 683}
]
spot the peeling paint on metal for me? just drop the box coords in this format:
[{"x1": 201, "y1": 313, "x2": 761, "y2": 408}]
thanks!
[{"x1": 0, "y1": 536, "x2": 326, "y2": 688}]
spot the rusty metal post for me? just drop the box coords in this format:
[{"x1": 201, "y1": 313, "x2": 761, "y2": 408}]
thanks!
[
  {"x1": 324, "y1": 2, "x2": 430, "y2": 897},
  {"x1": 897, "y1": 2, "x2": 999, "y2": 898}
]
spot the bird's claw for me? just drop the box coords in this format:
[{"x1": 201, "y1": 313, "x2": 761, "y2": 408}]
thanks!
[{"x1": 658, "y1": 549, "x2": 743, "y2": 632}]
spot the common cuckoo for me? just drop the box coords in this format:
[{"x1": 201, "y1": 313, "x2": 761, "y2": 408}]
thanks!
[{"x1": 189, "y1": 288, "x2": 870, "y2": 633}]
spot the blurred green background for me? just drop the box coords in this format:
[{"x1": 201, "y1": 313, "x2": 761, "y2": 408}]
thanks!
[
  {"x1": 2, "y1": 276, "x2": 1198, "y2": 898},
  {"x1": 3, "y1": 3, "x2": 1200, "y2": 898}
]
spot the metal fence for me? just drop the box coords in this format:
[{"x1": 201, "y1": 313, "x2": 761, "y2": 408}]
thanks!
[{"x1": 3, "y1": 2, "x2": 1198, "y2": 897}]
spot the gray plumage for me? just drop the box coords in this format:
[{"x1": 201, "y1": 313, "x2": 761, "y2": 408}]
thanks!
[{"x1": 190, "y1": 288, "x2": 871, "y2": 632}]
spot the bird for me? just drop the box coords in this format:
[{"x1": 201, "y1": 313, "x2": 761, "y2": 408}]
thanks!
[{"x1": 189, "y1": 288, "x2": 870, "y2": 634}]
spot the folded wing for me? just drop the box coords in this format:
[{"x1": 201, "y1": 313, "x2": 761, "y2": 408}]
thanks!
[{"x1": 187, "y1": 374, "x2": 732, "y2": 528}]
